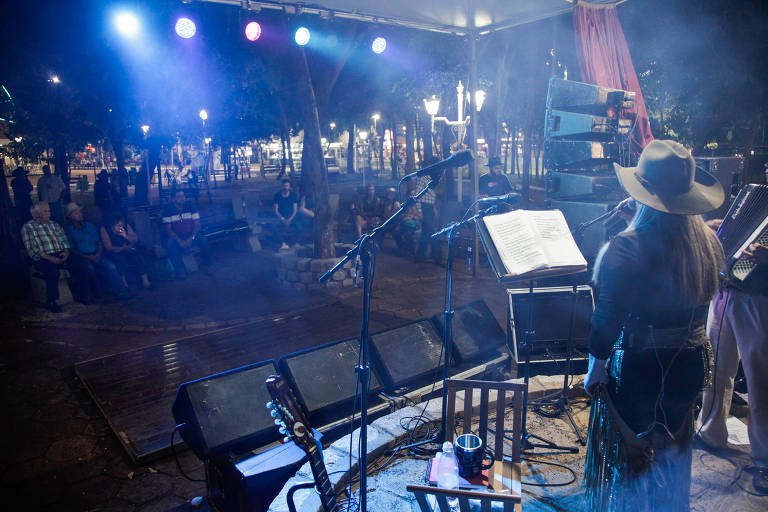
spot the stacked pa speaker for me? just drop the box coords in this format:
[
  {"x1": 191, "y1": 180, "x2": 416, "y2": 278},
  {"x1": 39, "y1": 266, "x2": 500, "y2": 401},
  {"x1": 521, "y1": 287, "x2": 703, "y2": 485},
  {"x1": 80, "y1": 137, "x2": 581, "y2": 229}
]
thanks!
[{"x1": 544, "y1": 78, "x2": 635, "y2": 260}]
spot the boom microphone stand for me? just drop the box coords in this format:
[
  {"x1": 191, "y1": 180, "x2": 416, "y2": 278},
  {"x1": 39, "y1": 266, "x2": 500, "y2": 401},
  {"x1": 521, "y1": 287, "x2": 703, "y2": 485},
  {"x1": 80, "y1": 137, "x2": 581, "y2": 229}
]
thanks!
[{"x1": 319, "y1": 168, "x2": 449, "y2": 512}]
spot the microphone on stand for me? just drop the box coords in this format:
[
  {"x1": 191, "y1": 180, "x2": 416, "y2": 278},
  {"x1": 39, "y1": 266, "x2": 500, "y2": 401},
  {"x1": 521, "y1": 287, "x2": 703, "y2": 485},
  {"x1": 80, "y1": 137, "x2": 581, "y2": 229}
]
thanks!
[
  {"x1": 476, "y1": 192, "x2": 521, "y2": 205},
  {"x1": 401, "y1": 150, "x2": 473, "y2": 181}
]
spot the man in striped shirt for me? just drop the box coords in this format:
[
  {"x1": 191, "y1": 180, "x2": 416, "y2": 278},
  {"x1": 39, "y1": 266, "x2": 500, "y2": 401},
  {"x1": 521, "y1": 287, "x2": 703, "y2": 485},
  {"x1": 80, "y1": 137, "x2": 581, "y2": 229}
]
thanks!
[
  {"x1": 162, "y1": 190, "x2": 212, "y2": 278},
  {"x1": 21, "y1": 202, "x2": 92, "y2": 312}
]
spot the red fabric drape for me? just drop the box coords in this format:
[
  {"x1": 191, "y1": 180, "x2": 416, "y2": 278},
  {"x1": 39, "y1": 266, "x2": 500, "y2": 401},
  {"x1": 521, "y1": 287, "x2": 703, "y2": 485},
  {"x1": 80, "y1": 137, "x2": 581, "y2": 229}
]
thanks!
[{"x1": 574, "y1": 2, "x2": 654, "y2": 157}]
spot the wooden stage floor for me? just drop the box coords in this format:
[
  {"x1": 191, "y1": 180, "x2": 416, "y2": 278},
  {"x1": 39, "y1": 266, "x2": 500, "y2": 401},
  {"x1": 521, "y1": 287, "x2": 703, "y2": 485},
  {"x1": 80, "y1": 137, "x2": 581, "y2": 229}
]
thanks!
[{"x1": 74, "y1": 301, "x2": 399, "y2": 463}]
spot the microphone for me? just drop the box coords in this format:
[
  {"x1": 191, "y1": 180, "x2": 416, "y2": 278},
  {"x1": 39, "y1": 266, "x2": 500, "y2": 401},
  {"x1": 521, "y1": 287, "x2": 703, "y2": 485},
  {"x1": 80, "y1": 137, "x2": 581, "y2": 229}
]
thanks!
[
  {"x1": 476, "y1": 193, "x2": 521, "y2": 205},
  {"x1": 402, "y1": 150, "x2": 473, "y2": 181}
]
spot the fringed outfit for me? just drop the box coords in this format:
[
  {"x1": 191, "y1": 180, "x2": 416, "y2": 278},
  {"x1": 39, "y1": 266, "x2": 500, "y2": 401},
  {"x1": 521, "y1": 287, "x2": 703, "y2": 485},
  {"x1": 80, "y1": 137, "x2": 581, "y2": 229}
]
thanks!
[{"x1": 585, "y1": 230, "x2": 713, "y2": 512}]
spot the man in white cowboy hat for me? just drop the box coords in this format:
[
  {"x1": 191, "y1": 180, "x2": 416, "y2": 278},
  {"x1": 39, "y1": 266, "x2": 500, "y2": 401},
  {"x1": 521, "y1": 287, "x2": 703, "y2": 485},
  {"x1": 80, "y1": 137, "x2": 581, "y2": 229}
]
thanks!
[
  {"x1": 583, "y1": 139, "x2": 725, "y2": 510},
  {"x1": 64, "y1": 202, "x2": 129, "y2": 299}
]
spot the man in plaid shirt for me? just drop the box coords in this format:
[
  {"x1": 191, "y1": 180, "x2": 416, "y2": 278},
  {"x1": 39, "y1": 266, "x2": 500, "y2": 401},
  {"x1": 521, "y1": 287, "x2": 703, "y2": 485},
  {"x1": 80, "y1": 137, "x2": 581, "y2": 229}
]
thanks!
[{"x1": 22, "y1": 202, "x2": 91, "y2": 312}]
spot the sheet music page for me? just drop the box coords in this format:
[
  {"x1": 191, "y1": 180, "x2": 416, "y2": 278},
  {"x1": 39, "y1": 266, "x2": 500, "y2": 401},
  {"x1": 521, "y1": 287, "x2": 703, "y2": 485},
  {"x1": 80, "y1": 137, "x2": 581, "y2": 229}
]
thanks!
[
  {"x1": 527, "y1": 210, "x2": 587, "y2": 268},
  {"x1": 483, "y1": 211, "x2": 548, "y2": 276}
]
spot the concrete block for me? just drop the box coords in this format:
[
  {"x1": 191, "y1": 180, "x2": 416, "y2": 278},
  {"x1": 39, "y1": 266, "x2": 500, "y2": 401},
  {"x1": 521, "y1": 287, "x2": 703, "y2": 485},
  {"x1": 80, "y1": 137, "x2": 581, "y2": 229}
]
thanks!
[
  {"x1": 342, "y1": 279, "x2": 353, "y2": 287},
  {"x1": 277, "y1": 268, "x2": 287, "y2": 280},
  {"x1": 29, "y1": 269, "x2": 73, "y2": 305},
  {"x1": 310, "y1": 258, "x2": 336, "y2": 273},
  {"x1": 247, "y1": 236, "x2": 262, "y2": 252},
  {"x1": 286, "y1": 271, "x2": 298, "y2": 282},
  {"x1": 332, "y1": 272, "x2": 344, "y2": 281},
  {"x1": 325, "y1": 281, "x2": 341, "y2": 289},
  {"x1": 182, "y1": 253, "x2": 198, "y2": 273},
  {"x1": 296, "y1": 258, "x2": 312, "y2": 271},
  {"x1": 293, "y1": 282, "x2": 306, "y2": 291},
  {"x1": 299, "y1": 272, "x2": 313, "y2": 284}
]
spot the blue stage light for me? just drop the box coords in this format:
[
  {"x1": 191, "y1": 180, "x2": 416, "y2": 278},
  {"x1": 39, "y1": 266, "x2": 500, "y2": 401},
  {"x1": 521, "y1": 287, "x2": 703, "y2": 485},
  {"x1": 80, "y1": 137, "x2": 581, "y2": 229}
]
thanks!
[
  {"x1": 294, "y1": 27, "x2": 310, "y2": 46},
  {"x1": 114, "y1": 12, "x2": 140, "y2": 38},
  {"x1": 371, "y1": 37, "x2": 387, "y2": 54},
  {"x1": 175, "y1": 17, "x2": 196, "y2": 39}
]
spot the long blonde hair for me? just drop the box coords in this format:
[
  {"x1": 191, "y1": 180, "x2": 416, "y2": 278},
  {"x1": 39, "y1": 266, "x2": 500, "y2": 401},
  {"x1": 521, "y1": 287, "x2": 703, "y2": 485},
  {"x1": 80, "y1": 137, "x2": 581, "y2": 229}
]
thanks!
[{"x1": 593, "y1": 203, "x2": 723, "y2": 307}]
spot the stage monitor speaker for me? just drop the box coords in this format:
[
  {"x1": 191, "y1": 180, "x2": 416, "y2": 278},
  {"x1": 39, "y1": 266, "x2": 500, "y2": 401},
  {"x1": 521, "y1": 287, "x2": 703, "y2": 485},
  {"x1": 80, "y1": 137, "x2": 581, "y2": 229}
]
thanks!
[
  {"x1": 543, "y1": 140, "x2": 618, "y2": 170},
  {"x1": 278, "y1": 338, "x2": 384, "y2": 425},
  {"x1": 545, "y1": 110, "x2": 631, "y2": 141},
  {"x1": 550, "y1": 199, "x2": 625, "y2": 261},
  {"x1": 369, "y1": 319, "x2": 444, "y2": 391},
  {"x1": 431, "y1": 300, "x2": 506, "y2": 364},
  {"x1": 546, "y1": 77, "x2": 635, "y2": 115},
  {"x1": 506, "y1": 286, "x2": 594, "y2": 365},
  {"x1": 172, "y1": 360, "x2": 279, "y2": 460},
  {"x1": 694, "y1": 156, "x2": 743, "y2": 219},
  {"x1": 546, "y1": 171, "x2": 621, "y2": 200}
]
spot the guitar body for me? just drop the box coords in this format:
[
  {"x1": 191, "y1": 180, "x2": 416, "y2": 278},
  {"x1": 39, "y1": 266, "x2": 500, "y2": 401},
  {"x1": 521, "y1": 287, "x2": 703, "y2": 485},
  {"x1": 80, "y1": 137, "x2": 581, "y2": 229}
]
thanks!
[{"x1": 266, "y1": 374, "x2": 337, "y2": 512}]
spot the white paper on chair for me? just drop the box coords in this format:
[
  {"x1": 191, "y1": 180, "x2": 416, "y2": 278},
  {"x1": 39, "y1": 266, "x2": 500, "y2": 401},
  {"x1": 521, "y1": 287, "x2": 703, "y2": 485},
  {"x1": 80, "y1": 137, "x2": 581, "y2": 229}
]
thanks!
[{"x1": 726, "y1": 416, "x2": 750, "y2": 445}]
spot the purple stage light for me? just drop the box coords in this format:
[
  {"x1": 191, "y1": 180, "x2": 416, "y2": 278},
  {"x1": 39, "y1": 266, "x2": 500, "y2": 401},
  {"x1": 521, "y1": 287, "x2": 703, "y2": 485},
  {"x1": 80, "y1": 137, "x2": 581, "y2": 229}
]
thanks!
[
  {"x1": 245, "y1": 21, "x2": 262, "y2": 41},
  {"x1": 175, "y1": 17, "x2": 196, "y2": 39}
]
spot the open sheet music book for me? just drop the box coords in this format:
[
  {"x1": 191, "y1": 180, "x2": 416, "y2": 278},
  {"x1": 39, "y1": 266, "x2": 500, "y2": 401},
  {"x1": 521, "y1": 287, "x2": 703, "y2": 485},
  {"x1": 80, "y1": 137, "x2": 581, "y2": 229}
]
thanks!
[{"x1": 477, "y1": 209, "x2": 587, "y2": 282}]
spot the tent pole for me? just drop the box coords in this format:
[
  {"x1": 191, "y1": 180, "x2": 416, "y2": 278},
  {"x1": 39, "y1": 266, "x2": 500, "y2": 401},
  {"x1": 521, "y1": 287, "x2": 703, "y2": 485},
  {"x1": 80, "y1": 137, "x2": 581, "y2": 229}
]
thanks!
[{"x1": 469, "y1": 27, "x2": 480, "y2": 276}]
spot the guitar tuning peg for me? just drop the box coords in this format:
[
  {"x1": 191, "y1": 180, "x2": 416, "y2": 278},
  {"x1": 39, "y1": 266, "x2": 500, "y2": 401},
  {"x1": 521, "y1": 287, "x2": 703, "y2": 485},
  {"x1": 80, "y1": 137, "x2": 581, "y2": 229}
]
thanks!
[
  {"x1": 274, "y1": 418, "x2": 282, "y2": 425},
  {"x1": 266, "y1": 401, "x2": 273, "y2": 409},
  {"x1": 278, "y1": 426, "x2": 287, "y2": 435},
  {"x1": 269, "y1": 409, "x2": 278, "y2": 418}
]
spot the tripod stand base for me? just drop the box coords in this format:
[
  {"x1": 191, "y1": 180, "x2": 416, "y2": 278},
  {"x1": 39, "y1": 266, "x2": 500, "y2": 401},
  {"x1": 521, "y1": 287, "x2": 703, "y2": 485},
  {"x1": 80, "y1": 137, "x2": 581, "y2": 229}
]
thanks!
[{"x1": 521, "y1": 429, "x2": 580, "y2": 454}]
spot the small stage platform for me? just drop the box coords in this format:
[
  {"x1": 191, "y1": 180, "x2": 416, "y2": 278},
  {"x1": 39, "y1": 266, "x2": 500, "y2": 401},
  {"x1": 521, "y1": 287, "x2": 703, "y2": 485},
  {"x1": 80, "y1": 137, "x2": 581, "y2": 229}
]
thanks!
[{"x1": 74, "y1": 302, "x2": 385, "y2": 463}]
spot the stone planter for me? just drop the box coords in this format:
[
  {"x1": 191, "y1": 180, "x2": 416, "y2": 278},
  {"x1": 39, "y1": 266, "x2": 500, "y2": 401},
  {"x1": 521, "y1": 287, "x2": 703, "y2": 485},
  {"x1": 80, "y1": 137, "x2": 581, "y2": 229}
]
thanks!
[{"x1": 274, "y1": 244, "x2": 356, "y2": 291}]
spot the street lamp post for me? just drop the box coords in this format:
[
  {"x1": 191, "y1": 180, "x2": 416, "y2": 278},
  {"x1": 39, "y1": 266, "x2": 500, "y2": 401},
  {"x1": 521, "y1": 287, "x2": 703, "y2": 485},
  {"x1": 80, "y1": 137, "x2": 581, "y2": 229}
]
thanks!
[{"x1": 424, "y1": 81, "x2": 485, "y2": 200}]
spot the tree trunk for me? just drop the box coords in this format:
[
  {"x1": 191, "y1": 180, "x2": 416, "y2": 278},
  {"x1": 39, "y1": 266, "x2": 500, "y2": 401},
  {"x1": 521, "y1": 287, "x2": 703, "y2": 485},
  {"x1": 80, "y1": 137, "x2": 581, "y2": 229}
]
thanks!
[
  {"x1": 389, "y1": 117, "x2": 398, "y2": 180},
  {"x1": 423, "y1": 110, "x2": 434, "y2": 159},
  {"x1": 297, "y1": 47, "x2": 334, "y2": 259},
  {"x1": 405, "y1": 113, "x2": 416, "y2": 174},
  {"x1": 346, "y1": 126, "x2": 356, "y2": 174},
  {"x1": 280, "y1": 130, "x2": 288, "y2": 176}
]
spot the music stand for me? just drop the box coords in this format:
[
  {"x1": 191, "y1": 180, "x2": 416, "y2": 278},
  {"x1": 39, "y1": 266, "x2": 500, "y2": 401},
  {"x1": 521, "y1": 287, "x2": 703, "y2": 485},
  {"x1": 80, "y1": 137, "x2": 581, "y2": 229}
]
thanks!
[{"x1": 475, "y1": 215, "x2": 582, "y2": 453}]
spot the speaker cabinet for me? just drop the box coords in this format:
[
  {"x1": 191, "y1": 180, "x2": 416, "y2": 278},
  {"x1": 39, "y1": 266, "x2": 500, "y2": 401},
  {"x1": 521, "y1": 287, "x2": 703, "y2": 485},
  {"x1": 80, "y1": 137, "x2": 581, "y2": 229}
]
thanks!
[
  {"x1": 431, "y1": 300, "x2": 506, "y2": 364},
  {"x1": 506, "y1": 286, "x2": 594, "y2": 365},
  {"x1": 546, "y1": 77, "x2": 636, "y2": 115},
  {"x1": 278, "y1": 338, "x2": 384, "y2": 425},
  {"x1": 695, "y1": 157, "x2": 743, "y2": 219},
  {"x1": 370, "y1": 319, "x2": 444, "y2": 391},
  {"x1": 172, "y1": 360, "x2": 279, "y2": 459}
]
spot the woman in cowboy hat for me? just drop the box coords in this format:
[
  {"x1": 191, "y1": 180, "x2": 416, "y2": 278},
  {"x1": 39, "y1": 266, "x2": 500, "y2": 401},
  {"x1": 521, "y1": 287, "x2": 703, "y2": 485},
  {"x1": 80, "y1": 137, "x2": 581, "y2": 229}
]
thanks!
[{"x1": 583, "y1": 140, "x2": 725, "y2": 511}]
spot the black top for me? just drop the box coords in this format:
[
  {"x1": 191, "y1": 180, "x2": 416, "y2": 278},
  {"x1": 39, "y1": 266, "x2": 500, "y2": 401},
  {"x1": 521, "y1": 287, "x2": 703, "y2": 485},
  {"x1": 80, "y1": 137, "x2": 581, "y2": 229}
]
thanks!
[
  {"x1": 589, "y1": 229, "x2": 711, "y2": 359},
  {"x1": 479, "y1": 172, "x2": 512, "y2": 196},
  {"x1": 274, "y1": 191, "x2": 298, "y2": 219}
]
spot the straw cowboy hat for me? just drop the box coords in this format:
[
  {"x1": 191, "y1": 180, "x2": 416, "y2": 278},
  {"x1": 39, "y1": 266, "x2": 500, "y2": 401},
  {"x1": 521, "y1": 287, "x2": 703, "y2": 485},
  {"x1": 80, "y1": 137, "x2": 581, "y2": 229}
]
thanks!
[
  {"x1": 613, "y1": 139, "x2": 725, "y2": 215},
  {"x1": 64, "y1": 202, "x2": 82, "y2": 218}
]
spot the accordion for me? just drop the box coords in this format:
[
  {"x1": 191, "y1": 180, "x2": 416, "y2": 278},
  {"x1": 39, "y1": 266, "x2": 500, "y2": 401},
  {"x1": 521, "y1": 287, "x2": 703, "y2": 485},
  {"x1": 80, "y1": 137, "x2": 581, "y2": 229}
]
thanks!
[{"x1": 716, "y1": 184, "x2": 768, "y2": 283}]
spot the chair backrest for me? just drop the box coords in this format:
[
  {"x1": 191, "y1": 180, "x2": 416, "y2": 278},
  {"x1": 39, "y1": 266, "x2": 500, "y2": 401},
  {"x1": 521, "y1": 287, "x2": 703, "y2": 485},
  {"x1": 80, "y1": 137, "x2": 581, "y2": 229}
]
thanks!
[
  {"x1": 407, "y1": 484, "x2": 520, "y2": 512},
  {"x1": 444, "y1": 379, "x2": 525, "y2": 463}
]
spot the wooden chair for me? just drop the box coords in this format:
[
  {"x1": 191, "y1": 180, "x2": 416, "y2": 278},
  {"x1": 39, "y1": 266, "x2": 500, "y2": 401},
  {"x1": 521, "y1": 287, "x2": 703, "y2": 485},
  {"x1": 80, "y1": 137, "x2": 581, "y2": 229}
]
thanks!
[{"x1": 407, "y1": 379, "x2": 525, "y2": 512}]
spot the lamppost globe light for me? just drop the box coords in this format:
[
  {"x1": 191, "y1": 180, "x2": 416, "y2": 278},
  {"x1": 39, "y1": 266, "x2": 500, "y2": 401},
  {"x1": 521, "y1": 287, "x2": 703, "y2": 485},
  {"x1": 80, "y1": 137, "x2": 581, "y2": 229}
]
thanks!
[
  {"x1": 199, "y1": 109, "x2": 208, "y2": 121},
  {"x1": 359, "y1": 131, "x2": 369, "y2": 141},
  {"x1": 50, "y1": 75, "x2": 61, "y2": 84},
  {"x1": 474, "y1": 90, "x2": 486, "y2": 112},
  {"x1": 371, "y1": 113, "x2": 380, "y2": 122},
  {"x1": 141, "y1": 125, "x2": 150, "y2": 134},
  {"x1": 329, "y1": 122, "x2": 336, "y2": 129},
  {"x1": 424, "y1": 96, "x2": 440, "y2": 116}
]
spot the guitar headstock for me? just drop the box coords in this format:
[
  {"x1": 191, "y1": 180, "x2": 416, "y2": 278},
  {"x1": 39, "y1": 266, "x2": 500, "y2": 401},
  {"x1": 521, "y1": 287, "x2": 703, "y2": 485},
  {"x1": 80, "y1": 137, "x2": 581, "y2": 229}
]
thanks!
[{"x1": 265, "y1": 374, "x2": 315, "y2": 454}]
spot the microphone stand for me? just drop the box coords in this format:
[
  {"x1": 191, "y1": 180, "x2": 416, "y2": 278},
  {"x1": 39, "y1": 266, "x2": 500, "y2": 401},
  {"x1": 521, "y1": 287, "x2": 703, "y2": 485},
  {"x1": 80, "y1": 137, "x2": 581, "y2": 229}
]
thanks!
[
  {"x1": 430, "y1": 205, "x2": 500, "y2": 442},
  {"x1": 318, "y1": 173, "x2": 444, "y2": 512}
]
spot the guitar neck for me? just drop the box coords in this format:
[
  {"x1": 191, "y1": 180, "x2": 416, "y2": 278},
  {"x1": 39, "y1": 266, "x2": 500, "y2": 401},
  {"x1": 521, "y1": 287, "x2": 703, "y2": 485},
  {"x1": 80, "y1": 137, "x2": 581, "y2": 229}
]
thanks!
[{"x1": 307, "y1": 446, "x2": 336, "y2": 512}]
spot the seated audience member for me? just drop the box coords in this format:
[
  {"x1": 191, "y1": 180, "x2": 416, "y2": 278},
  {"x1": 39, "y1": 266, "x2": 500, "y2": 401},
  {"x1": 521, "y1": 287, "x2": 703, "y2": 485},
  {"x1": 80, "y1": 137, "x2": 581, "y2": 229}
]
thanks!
[
  {"x1": 22, "y1": 202, "x2": 93, "y2": 312},
  {"x1": 397, "y1": 186, "x2": 422, "y2": 255},
  {"x1": 479, "y1": 156, "x2": 513, "y2": 197},
  {"x1": 273, "y1": 179, "x2": 298, "y2": 249},
  {"x1": 162, "y1": 190, "x2": 212, "y2": 276},
  {"x1": 64, "y1": 203, "x2": 128, "y2": 298},
  {"x1": 100, "y1": 215, "x2": 152, "y2": 289},
  {"x1": 94, "y1": 170, "x2": 112, "y2": 214},
  {"x1": 353, "y1": 184, "x2": 382, "y2": 238}
]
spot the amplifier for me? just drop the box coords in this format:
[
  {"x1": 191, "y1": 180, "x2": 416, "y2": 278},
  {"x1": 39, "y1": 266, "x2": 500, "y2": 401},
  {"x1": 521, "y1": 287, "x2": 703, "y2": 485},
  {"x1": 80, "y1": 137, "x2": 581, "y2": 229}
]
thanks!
[
  {"x1": 546, "y1": 77, "x2": 635, "y2": 115},
  {"x1": 545, "y1": 110, "x2": 631, "y2": 141},
  {"x1": 547, "y1": 171, "x2": 621, "y2": 199},
  {"x1": 543, "y1": 140, "x2": 618, "y2": 170}
]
